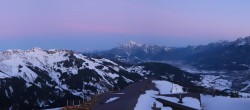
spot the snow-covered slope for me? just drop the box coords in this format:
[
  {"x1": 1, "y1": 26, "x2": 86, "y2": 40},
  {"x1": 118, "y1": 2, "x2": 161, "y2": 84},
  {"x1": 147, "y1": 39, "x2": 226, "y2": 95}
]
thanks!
[
  {"x1": 0, "y1": 48, "x2": 233, "y2": 109},
  {"x1": 153, "y1": 80, "x2": 184, "y2": 94},
  {"x1": 201, "y1": 94, "x2": 250, "y2": 110},
  {"x1": 0, "y1": 48, "x2": 137, "y2": 109},
  {"x1": 200, "y1": 75, "x2": 232, "y2": 91},
  {"x1": 0, "y1": 48, "x2": 132, "y2": 87}
]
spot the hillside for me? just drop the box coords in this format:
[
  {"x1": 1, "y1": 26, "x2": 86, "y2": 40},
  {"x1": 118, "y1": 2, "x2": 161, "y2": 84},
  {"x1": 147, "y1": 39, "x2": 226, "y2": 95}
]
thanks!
[{"x1": 0, "y1": 48, "x2": 202, "y2": 109}]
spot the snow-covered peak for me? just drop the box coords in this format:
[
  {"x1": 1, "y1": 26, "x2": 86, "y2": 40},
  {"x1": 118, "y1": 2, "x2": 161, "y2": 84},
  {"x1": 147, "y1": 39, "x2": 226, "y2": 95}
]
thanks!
[
  {"x1": 107, "y1": 41, "x2": 172, "y2": 60},
  {"x1": 117, "y1": 41, "x2": 171, "y2": 52},
  {"x1": 1, "y1": 49, "x2": 23, "y2": 54},
  {"x1": 127, "y1": 41, "x2": 141, "y2": 46},
  {"x1": 1, "y1": 48, "x2": 45, "y2": 55},
  {"x1": 209, "y1": 40, "x2": 231, "y2": 46},
  {"x1": 118, "y1": 41, "x2": 142, "y2": 49},
  {"x1": 30, "y1": 47, "x2": 43, "y2": 51},
  {"x1": 164, "y1": 47, "x2": 171, "y2": 52},
  {"x1": 0, "y1": 48, "x2": 71, "y2": 80},
  {"x1": 238, "y1": 40, "x2": 246, "y2": 46},
  {"x1": 235, "y1": 36, "x2": 250, "y2": 46}
]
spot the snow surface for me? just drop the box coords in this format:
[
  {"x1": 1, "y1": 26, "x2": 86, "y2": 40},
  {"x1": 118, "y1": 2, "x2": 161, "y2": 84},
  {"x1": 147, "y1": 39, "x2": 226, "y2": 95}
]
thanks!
[
  {"x1": 105, "y1": 97, "x2": 120, "y2": 103},
  {"x1": 135, "y1": 80, "x2": 201, "y2": 110},
  {"x1": 135, "y1": 80, "x2": 179, "y2": 110},
  {"x1": 135, "y1": 90, "x2": 202, "y2": 110},
  {"x1": 183, "y1": 97, "x2": 202, "y2": 109},
  {"x1": 239, "y1": 92, "x2": 250, "y2": 98},
  {"x1": 152, "y1": 80, "x2": 183, "y2": 94},
  {"x1": 155, "y1": 96, "x2": 179, "y2": 103},
  {"x1": 126, "y1": 66, "x2": 150, "y2": 76},
  {"x1": 134, "y1": 90, "x2": 163, "y2": 110},
  {"x1": 201, "y1": 94, "x2": 250, "y2": 110},
  {"x1": 161, "y1": 107, "x2": 172, "y2": 110},
  {"x1": 201, "y1": 75, "x2": 231, "y2": 91},
  {"x1": 241, "y1": 84, "x2": 250, "y2": 91},
  {"x1": 135, "y1": 80, "x2": 202, "y2": 110},
  {"x1": 0, "y1": 48, "x2": 126, "y2": 83},
  {"x1": 241, "y1": 80, "x2": 250, "y2": 92}
]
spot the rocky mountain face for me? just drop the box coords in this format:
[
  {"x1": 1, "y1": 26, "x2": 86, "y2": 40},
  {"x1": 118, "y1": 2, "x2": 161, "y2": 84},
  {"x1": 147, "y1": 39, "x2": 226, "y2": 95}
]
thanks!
[
  {"x1": 97, "y1": 41, "x2": 173, "y2": 63},
  {"x1": 0, "y1": 48, "x2": 201, "y2": 109},
  {"x1": 94, "y1": 36, "x2": 250, "y2": 71}
]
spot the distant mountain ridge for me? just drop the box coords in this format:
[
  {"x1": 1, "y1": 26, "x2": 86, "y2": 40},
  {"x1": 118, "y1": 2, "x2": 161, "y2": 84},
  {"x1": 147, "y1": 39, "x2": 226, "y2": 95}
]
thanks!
[
  {"x1": 189, "y1": 36, "x2": 250, "y2": 70},
  {"x1": 93, "y1": 36, "x2": 250, "y2": 71},
  {"x1": 95, "y1": 41, "x2": 173, "y2": 63}
]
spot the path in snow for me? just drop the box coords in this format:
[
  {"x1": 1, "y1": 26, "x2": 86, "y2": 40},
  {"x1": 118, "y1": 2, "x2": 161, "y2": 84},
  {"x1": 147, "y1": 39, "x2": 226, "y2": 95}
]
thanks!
[{"x1": 92, "y1": 79, "x2": 158, "y2": 110}]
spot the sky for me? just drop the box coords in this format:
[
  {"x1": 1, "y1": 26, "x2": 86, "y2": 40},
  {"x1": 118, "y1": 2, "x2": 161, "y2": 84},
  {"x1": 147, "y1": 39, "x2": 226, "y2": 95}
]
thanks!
[{"x1": 0, "y1": 0, "x2": 250, "y2": 51}]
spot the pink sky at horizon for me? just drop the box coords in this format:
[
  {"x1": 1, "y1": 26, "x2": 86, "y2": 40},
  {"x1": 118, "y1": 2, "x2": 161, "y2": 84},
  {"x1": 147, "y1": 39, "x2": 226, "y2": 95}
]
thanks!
[{"x1": 0, "y1": 0, "x2": 250, "y2": 50}]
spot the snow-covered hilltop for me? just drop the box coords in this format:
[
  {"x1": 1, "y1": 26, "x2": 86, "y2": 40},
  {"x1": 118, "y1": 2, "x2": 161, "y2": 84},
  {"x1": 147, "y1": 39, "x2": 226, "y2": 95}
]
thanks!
[
  {"x1": 0, "y1": 48, "x2": 125, "y2": 83},
  {"x1": 0, "y1": 48, "x2": 138, "y2": 109}
]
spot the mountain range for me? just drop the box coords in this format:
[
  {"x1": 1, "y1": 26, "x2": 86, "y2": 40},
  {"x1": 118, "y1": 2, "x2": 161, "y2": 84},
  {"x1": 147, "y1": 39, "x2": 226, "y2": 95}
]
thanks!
[
  {"x1": 1, "y1": 36, "x2": 250, "y2": 109},
  {"x1": 92, "y1": 36, "x2": 250, "y2": 71}
]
